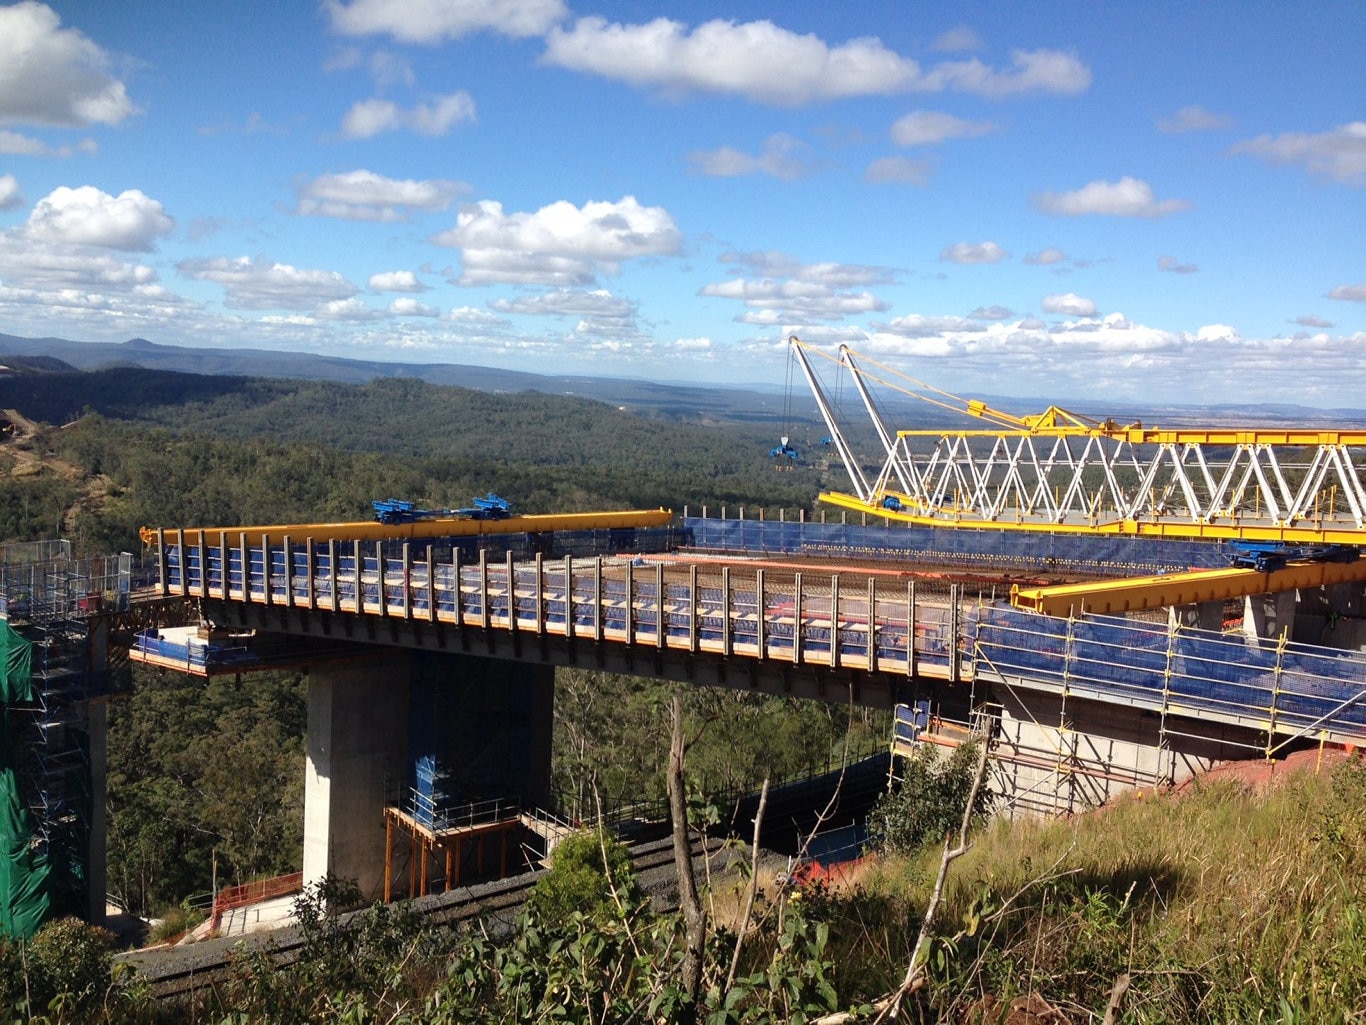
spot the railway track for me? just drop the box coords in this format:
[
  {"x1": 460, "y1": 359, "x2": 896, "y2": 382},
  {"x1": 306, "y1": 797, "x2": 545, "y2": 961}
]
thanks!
[{"x1": 122, "y1": 835, "x2": 729, "y2": 1003}]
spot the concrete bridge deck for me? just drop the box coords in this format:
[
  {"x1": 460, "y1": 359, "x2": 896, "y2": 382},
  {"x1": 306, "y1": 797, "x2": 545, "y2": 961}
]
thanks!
[{"x1": 143, "y1": 529, "x2": 1366, "y2": 753}]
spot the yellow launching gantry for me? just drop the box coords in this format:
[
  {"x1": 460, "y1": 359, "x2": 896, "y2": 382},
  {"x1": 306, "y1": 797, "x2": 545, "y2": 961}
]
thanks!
[
  {"x1": 140, "y1": 506, "x2": 674, "y2": 550},
  {"x1": 789, "y1": 337, "x2": 1366, "y2": 546}
]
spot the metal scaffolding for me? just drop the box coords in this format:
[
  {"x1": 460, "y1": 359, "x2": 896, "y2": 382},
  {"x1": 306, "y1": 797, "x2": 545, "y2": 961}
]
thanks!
[{"x1": 0, "y1": 543, "x2": 131, "y2": 928}]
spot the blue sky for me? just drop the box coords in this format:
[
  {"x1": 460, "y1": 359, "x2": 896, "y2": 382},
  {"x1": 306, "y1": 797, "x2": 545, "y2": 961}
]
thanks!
[{"x1": 0, "y1": 0, "x2": 1362, "y2": 407}]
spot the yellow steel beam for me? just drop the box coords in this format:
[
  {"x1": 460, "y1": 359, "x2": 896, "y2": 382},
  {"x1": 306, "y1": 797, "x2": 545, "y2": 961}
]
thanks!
[
  {"x1": 893, "y1": 427, "x2": 1366, "y2": 445},
  {"x1": 141, "y1": 508, "x2": 674, "y2": 549},
  {"x1": 1011, "y1": 558, "x2": 1366, "y2": 617},
  {"x1": 816, "y1": 490, "x2": 1366, "y2": 546}
]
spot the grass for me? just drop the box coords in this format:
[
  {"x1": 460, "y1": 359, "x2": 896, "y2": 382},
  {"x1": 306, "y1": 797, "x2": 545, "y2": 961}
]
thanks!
[{"x1": 829, "y1": 755, "x2": 1366, "y2": 1022}]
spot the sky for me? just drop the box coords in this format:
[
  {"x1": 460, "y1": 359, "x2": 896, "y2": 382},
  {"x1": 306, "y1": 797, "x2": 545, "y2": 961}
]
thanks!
[{"x1": 0, "y1": 1, "x2": 1363, "y2": 409}]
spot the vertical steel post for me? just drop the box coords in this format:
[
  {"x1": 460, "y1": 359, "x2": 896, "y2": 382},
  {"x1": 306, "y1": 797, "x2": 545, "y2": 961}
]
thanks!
[
  {"x1": 756, "y1": 568, "x2": 766, "y2": 659},
  {"x1": 564, "y1": 554, "x2": 575, "y2": 641},
  {"x1": 401, "y1": 542, "x2": 412, "y2": 619},
  {"x1": 830, "y1": 574, "x2": 840, "y2": 669},
  {"x1": 722, "y1": 566, "x2": 732, "y2": 658},
  {"x1": 656, "y1": 563, "x2": 666, "y2": 650},
  {"x1": 593, "y1": 556, "x2": 603, "y2": 643},
  {"x1": 687, "y1": 564, "x2": 698, "y2": 654}
]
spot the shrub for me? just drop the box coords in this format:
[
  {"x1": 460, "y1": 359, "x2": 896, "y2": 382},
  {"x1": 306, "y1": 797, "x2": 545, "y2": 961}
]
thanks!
[
  {"x1": 24, "y1": 916, "x2": 116, "y2": 1019},
  {"x1": 869, "y1": 740, "x2": 991, "y2": 856},
  {"x1": 528, "y1": 828, "x2": 640, "y2": 926}
]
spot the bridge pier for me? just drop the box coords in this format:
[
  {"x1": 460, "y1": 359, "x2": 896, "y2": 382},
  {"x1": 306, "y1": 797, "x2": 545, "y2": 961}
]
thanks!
[
  {"x1": 304, "y1": 652, "x2": 553, "y2": 902},
  {"x1": 1243, "y1": 590, "x2": 1298, "y2": 646},
  {"x1": 1169, "y1": 600, "x2": 1224, "y2": 633}
]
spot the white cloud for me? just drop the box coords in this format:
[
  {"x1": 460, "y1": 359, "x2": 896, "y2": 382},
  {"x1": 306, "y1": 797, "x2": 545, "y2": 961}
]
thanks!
[
  {"x1": 431, "y1": 196, "x2": 681, "y2": 286},
  {"x1": 1196, "y1": 323, "x2": 1239, "y2": 342},
  {"x1": 490, "y1": 288, "x2": 635, "y2": 319},
  {"x1": 0, "y1": 129, "x2": 97, "y2": 156},
  {"x1": 864, "y1": 156, "x2": 932, "y2": 185},
  {"x1": 178, "y1": 255, "x2": 358, "y2": 310},
  {"x1": 1231, "y1": 122, "x2": 1366, "y2": 186},
  {"x1": 387, "y1": 296, "x2": 440, "y2": 317},
  {"x1": 719, "y1": 251, "x2": 897, "y2": 288},
  {"x1": 940, "y1": 241, "x2": 1007, "y2": 265},
  {"x1": 0, "y1": 235, "x2": 160, "y2": 292},
  {"x1": 890, "y1": 110, "x2": 993, "y2": 147},
  {"x1": 297, "y1": 170, "x2": 466, "y2": 221},
  {"x1": 340, "y1": 91, "x2": 476, "y2": 138},
  {"x1": 26, "y1": 186, "x2": 173, "y2": 251},
  {"x1": 701, "y1": 277, "x2": 886, "y2": 320},
  {"x1": 542, "y1": 17, "x2": 1090, "y2": 105},
  {"x1": 1329, "y1": 283, "x2": 1366, "y2": 302},
  {"x1": 0, "y1": 2, "x2": 135, "y2": 127},
  {"x1": 704, "y1": 251, "x2": 896, "y2": 322},
  {"x1": 921, "y1": 49, "x2": 1091, "y2": 99},
  {"x1": 0, "y1": 175, "x2": 22, "y2": 211},
  {"x1": 1294, "y1": 314, "x2": 1333, "y2": 328},
  {"x1": 688, "y1": 133, "x2": 814, "y2": 179},
  {"x1": 930, "y1": 26, "x2": 984, "y2": 53},
  {"x1": 316, "y1": 297, "x2": 380, "y2": 321},
  {"x1": 447, "y1": 305, "x2": 507, "y2": 327},
  {"x1": 326, "y1": 0, "x2": 567, "y2": 42},
  {"x1": 1042, "y1": 292, "x2": 1097, "y2": 316},
  {"x1": 1158, "y1": 255, "x2": 1198, "y2": 274},
  {"x1": 1034, "y1": 177, "x2": 1190, "y2": 218},
  {"x1": 1157, "y1": 105, "x2": 1233, "y2": 133},
  {"x1": 969, "y1": 305, "x2": 1013, "y2": 321},
  {"x1": 369, "y1": 270, "x2": 428, "y2": 292},
  {"x1": 818, "y1": 316, "x2": 1366, "y2": 406},
  {"x1": 1024, "y1": 247, "x2": 1067, "y2": 266},
  {"x1": 880, "y1": 313, "x2": 988, "y2": 337},
  {"x1": 670, "y1": 336, "x2": 713, "y2": 352}
]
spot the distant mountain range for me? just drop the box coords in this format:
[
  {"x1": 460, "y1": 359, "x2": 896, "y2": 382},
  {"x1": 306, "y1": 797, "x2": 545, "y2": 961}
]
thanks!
[
  {"x1": 0, "y1": 332, "x2": 791, "y2": 425},
  {"x1": 2, "y1": 331, "x2": 1361, "y2": 429}
]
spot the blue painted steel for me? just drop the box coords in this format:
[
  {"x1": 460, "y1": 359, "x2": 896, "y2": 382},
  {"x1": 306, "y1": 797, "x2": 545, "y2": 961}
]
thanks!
[
  {"x1": 682, "y1": 516, "x2": 1230, "y2": 575},
  {"x1": 372, "y1": 492, "x2": 512, "y2": 524},
  {"x1": 1227, "y1": 541, "x2": 1359, "y2": 572}
]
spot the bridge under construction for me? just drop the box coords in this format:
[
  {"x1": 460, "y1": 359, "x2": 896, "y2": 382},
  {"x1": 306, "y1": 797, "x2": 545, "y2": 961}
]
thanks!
[{"x1": 1, "y1": 337, "x2": 1364, "y2": 938}]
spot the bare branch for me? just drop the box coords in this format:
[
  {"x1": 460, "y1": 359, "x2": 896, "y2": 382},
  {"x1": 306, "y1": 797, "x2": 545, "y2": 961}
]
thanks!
[
  {"x1": 725, "y1": 777, "x2": 770, "y2": 993},
  {"x1": 876, "y1": 738, "x2": 991, "y2": 1024}
]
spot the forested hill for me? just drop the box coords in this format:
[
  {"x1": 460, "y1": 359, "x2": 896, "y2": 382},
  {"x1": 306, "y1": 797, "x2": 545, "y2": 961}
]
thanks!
[
  {"x1": 0, "y1": 364, "x2": 827, "y2": 467},
  {"x1": 0, "y1": 364, "x2": 831, "y2": 554}
]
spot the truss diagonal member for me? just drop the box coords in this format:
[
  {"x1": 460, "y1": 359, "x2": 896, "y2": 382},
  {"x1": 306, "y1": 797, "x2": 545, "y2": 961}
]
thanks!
[{"x1": 1329, "y1": 445, "x2": 1366, "y2": 528}]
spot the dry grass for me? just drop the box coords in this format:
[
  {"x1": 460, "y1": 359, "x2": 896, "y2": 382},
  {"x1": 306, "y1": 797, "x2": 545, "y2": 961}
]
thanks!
[{"x1": 830, "y1": 756, "x2": 1366, "y2": 1022}]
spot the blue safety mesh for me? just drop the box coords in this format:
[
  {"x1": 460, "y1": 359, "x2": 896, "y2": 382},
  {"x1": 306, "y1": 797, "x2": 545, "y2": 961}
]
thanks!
[
  {"x1": 683, "y1": 517, "x2": 1227, "y2": 575},
  {"x1": 974, "y1": 605, "x2": 1366, "y2": 738}
]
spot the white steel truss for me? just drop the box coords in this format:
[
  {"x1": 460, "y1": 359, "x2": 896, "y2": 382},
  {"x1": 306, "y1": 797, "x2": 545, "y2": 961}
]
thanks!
[{"x1": 791, "y1": 337, "x2": 1366, "y2": 544}]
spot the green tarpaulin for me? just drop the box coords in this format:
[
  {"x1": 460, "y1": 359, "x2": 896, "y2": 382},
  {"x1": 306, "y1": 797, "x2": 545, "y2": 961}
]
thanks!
[{"x1": 0, "y1": 620, "x2": 49, "y2": 940}]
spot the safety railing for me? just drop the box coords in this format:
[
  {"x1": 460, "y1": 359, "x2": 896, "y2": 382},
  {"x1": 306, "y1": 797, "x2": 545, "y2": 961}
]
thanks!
[
  {"x1": 154, "y1": 533, "x2": 970, "y2": 680},
  {"x1": 210, "y1": 871, "x2": 303, "y2": 932}
]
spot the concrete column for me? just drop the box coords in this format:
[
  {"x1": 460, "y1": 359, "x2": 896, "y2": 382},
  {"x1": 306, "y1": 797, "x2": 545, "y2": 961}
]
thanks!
[
  {"x1": 304, "y1": 654, "x2": 411, "y2": 901},
  {"x1": 85, "y1": 699, "x2": 108, "y2": 926},
  {"x1": 1169, "y1": 600, "x2": 1223, "y2": 633},
  {"x1": 1242, "y1": 590, "x2": 1297, "y2": 647},
  {"x1": 408, "y1": 653, "x2": 554, "y2": 811},
  {"x1": 303, "y1": 651, "x2": 554, "y2": 903}
]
